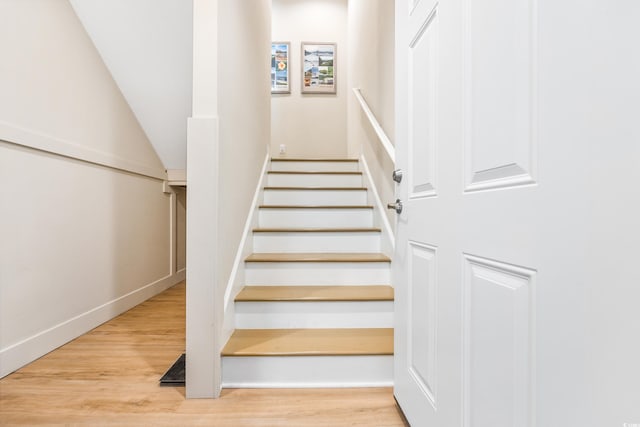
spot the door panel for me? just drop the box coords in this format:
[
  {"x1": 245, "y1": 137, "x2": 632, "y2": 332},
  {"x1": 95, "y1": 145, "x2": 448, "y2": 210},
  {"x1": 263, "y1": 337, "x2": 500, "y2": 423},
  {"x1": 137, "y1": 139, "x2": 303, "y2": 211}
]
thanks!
[
  {"x1": 464, "y1": 0, "x2": 537, "y2": 192},
  {"x1": 409, "y1": 6, "x2": 438, "y2": 197},
  {"x1": 408, "y1": 242, "x2": 437, "y2": 407},
  {"x1": 395, "y1": 0, "x2": 640, "y2": 425},
  {"x1": 463, "y1": 255, "x2": 535, "y2": 427},
  {"x1": 394, "y1": 0, "x2": 456, "y2": 424}
]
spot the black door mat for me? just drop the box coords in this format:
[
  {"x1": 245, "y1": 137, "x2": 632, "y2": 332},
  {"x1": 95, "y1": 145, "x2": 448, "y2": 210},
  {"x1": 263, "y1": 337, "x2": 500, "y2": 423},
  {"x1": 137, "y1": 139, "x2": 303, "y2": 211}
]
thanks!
[{"x1": 160, "y1": 353, "x2": 185, "y2": 386}]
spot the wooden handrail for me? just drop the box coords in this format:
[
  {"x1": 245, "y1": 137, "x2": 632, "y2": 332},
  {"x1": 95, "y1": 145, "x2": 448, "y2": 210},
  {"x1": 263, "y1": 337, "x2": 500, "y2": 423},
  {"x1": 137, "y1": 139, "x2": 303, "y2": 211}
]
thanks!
[{"x1": 352, "y1": 88, "x2": 395, "y2": 163}]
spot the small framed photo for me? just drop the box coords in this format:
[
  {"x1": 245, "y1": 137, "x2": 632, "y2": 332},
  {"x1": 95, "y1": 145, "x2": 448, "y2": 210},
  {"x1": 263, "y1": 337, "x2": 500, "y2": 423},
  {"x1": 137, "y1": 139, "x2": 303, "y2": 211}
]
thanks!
[
  {"x1": 301, "y1": 42, "x2": 336, "y2": 94},
  {"x1": 271, "y1": 42, "x2": 290, "y2": 94}
]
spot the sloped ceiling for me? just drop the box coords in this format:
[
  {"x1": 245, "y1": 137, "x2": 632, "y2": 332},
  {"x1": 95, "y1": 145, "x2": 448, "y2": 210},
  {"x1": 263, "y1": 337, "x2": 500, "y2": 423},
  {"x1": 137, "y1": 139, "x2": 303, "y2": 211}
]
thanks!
[{"x1": 70, "y1": 0, "x2": 192, "y2": 170}]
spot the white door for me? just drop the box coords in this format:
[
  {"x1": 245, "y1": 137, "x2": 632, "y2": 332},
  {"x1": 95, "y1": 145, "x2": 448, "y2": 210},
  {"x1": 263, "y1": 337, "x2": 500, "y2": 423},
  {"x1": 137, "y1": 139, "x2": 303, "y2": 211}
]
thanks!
[{"x1": 393, "y1": 0, "x2": 640, "y2": 426}]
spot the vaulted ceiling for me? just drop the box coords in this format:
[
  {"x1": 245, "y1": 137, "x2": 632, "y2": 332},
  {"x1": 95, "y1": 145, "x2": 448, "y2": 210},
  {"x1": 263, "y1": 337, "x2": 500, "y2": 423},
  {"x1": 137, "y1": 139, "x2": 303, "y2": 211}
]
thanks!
[{"x1": 70, "y1": 0, "x2": 193, "y2": 170}]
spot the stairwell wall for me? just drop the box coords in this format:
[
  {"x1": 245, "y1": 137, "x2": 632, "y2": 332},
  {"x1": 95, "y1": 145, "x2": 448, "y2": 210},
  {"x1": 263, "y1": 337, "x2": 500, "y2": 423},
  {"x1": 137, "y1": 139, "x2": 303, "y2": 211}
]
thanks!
[
  {"x1": 217, "y1": 0, "x2": 272, "y2": 339},
  {"x1": 0, "y1": 0, "x2": 182, "y2": 378},
  {"x1": 271, "y1": 0, "x2": 348, "y2": 158},
  {"x1": 186, "y1": 0, "x2": 271, "y2": 398},
  {"x1": 347, "y1": 0, "x2": 396, "y2": 230}
]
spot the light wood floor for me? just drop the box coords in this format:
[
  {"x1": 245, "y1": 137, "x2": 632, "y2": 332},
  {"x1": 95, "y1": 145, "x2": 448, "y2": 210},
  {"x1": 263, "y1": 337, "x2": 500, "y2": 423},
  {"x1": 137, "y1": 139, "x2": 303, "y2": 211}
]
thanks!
[{"x1": 0, "y1": 282, "x2": 407, "y2": 426}]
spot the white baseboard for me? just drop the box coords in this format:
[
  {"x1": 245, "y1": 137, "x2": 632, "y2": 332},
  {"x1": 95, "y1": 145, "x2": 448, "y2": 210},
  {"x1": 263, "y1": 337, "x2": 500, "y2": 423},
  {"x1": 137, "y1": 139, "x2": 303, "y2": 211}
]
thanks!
[
  {"x1": 222, "y1": 355, "x2": 393, "y2": 388},
  {"x1": 222, "y1": 381, "x2": 394, "y2": 388},
  {"x1": 221, "y1": 151, "x2": 270, "y2": 345},
  {"x1": 0, "y1": 271, "x2": 185, "y2": 378}
]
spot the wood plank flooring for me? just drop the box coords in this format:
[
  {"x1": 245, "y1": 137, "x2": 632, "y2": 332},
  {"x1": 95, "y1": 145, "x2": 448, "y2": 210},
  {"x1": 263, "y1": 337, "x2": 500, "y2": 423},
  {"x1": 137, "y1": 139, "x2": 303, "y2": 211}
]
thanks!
[{"x1": 0, "y1": 282, "x2": 406, "y2": 426}]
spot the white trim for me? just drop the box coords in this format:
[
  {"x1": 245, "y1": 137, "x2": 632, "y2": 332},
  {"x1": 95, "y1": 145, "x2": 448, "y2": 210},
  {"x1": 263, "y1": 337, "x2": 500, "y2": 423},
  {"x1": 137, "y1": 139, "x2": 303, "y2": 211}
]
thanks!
[
  {"x1": 186, "y1": 115, "x2": 221, "y2": 398},
  {"x1": 222, "y1": 354, "x2": 393, "y2": 388},
  {"x1": 222, "y1": 152, "x2": 271, "y2": 339},
  {"x1": 0, "y1": 270, "x2": 185, "y2": 378},
  {"x1": 170, "y1": 190, "x2": 178, "y2": 274},
  {"x1": 222, "y1": 381, "x2": 394, "y2": 388},
  {"x1": 360, "y1": 154, "x2": 395, "y2": 256},
  {"x1": 0, "y1": 120, "x2": 167, "y2": 180},
  {"x1": 352, "y1": 88, "x2": 395, "y2": 163},
  {"x1": 167, "y1": 169, "x2": 187, "y2": 186}
]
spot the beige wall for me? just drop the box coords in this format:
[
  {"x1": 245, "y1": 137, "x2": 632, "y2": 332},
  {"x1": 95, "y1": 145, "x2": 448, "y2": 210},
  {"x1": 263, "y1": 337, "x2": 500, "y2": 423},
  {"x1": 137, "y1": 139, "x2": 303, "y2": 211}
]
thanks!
[
  {"x1": 347, "y1": 0, "x2": 396, "y2": 227},
  {"x1": 186, "y1": 0, "x2": 271, "y2": 397},
  {"x1": 0, "y1": 0, "x2": 180, "y2": 377},
  {"x1": 217, "y1": 0, "x2": 271, "y2": 309},
  {"x1": 271, "y1": 0, "x2": 348, "y2": 158}
]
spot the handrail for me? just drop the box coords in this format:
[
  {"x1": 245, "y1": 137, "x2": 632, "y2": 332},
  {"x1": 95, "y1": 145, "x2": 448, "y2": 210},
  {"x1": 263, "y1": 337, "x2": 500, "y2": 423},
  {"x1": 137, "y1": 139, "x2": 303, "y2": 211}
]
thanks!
[{"x1": 352, "y1": 88, "x2": 395, "y2": 163}]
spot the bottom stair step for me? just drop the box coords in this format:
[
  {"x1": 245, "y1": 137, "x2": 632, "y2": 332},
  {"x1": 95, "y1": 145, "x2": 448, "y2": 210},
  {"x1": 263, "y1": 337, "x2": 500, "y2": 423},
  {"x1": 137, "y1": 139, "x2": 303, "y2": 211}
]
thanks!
[
  {"x1": 222, "y1": 355, "x2": 393, "y2": 388},
  {"x1": 222, "y1": 328, "x2": 393, "y2": 356},
  {"x1": 221, "y1": 328, "x2": 394, "y2": 388}
]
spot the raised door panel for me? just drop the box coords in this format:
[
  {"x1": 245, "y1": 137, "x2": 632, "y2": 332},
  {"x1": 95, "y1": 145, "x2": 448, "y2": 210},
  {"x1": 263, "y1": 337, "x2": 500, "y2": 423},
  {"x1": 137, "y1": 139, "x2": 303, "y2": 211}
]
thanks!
[
  {"x1": 407, "y1": 242, "x2": 438, "y2": 407},
  {"x1": 408, "y1": 4, "x2": 438, "y2": 198},
  {"x1": 464, "y1": 0, "x2": 537, "y2": 192},
  {"x1": 463, "y1": 254, "x2": 536, "y2": 427}
]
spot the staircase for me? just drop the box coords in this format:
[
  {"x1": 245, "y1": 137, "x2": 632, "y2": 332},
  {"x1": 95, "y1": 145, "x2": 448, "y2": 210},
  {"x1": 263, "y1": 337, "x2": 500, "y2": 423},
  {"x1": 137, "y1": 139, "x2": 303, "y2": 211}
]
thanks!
[{"x1": 221, "y1": 158, "x2": 393, "y2": 388}]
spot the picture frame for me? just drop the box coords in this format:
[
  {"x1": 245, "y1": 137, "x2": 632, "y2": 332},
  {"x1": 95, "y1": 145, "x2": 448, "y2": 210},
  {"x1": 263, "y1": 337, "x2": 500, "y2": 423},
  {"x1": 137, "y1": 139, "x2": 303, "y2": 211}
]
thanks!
[
  {"x1": 271, "y1": 42, "x2": 290, "y2": 94},
  {"x1": 301, "y1": 42, "x2": 337, "y2": 94}
]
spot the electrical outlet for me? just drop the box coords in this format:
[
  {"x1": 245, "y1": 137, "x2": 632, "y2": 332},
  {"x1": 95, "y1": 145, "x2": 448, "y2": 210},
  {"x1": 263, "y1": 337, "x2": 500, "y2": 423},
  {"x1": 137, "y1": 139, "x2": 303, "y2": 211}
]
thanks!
[{"x1": 279, "y1": 144, "x2": 286, "y2": 154}]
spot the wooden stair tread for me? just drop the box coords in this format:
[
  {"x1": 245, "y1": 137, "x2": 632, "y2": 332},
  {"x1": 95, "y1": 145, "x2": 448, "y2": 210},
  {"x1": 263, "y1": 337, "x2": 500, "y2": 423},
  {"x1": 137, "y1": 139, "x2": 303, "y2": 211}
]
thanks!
[
  {"x1": 222, "y1": 328, "x2": 393, "y2": 356},
  {"x1": 236, "y1": 285, "x2": 394, "y2": 302},
  {"x1": 264, "y1": 186, "x2": 367, "y2": 191},
  {"x1": 267, "y1": 171, "x2": 362, "y2": 175},
  {"x1": 245, "y1": 253, "x2": 391, "y2": 263},
  {"x1": 259, "y1": 205, "x2": 373, "y2": 209},
  {"x1": 271, "y1": 158, "x2": 359, "y2": 162},
  {"x1": 252, "y1": 227, "x2": 381, "y2": 233}
]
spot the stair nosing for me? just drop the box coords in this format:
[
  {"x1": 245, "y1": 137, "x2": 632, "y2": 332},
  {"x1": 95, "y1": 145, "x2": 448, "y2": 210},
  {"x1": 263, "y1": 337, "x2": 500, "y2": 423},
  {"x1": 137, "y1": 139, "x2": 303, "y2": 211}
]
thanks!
[
  {"x1": 271, "y1": 158, "x2": 359, "y2": 162},
  {"x1": 259, "y1": 205, "x2": 373, "y2": 209},
  {"x1": 235, "y1": 285, "x2": 394, "y2": 302},
  {"x1": 252, "y1": 227, "x2": 381, "y2": 233},
  {"x1": 267, "y1": 171, "x2": 362, "y2": 175},
  {"x1": 221, "y1": 328, "x2": 394, "y2": 357},
  {"x1": 264, "y1": 186, "x2": 367, "y2": 191},
  {"x1": 245, "y1": 253, "x2": 391, "y2": 263}
]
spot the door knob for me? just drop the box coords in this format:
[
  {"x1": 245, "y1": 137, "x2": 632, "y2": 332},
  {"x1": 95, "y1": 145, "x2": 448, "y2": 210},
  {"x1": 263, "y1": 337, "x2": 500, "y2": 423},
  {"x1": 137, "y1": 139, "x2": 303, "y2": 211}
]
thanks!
[
  {"x1": 387, "y1": 199, "x2": 403, "y2": 214},
  {"x1": 392, "y1": 169, "x2": 403, "y2": 183}
]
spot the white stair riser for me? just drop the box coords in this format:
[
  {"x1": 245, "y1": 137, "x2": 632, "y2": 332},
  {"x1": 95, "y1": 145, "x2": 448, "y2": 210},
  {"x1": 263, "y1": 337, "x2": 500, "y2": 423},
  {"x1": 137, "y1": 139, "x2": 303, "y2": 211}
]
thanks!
[
  {"x1": 263, "y1": 189, "x2": 367, "y2": 205},
  {"x1": 245, "y1": 262, "x2": 391, "y2": 285},
  {"x1": 267, "y1": 173, "x2": 363, "y2": 187},
  {"x1": 253, "y1": 232, "x2": 381, "y2": 253},
  {"x1": 222, "y1": 355, "x2": 393, "y2": 388},
  {"x1": 235, "y1": 301, "x2": 393, "y2": 328},
  {"x1": 270, "y1": 161, "x2": 360, "y2": 172},
  {"x1": 259, "y1": 209, "x2": 373, "y2": 228}
]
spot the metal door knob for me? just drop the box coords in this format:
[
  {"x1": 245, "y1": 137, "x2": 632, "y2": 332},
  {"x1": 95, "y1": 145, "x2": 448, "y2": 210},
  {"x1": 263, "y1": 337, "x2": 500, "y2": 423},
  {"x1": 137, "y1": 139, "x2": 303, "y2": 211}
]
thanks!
[
  {"x1": 392, "y1": 169, "x2": 403, "y2": 183},
  {"x1": 387, "y1": 199, "x2": 403, "y2": 214}
]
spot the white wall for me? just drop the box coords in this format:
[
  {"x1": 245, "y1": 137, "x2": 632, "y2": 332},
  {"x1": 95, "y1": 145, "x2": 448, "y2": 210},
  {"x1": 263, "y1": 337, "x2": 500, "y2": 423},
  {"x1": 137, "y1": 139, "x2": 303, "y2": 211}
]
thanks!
[
  {"x1": 186, "y1": 0, "x2": 271, "y2": 398},
  {"x1": 271, "y1": 0, "x2": 348, "y2": 158},
  {"x1": 347, "y1": 0, "x2": 396, "y2": 229},
  {"x1": 218, "y1": 0, "x2": 272, "y2": 294},
  {"x1": 0, "y1": 0, "x2": 182, "y2": 378},
  {"x1": 69, "y1": 0, "x2": 193, "y2": 171}
]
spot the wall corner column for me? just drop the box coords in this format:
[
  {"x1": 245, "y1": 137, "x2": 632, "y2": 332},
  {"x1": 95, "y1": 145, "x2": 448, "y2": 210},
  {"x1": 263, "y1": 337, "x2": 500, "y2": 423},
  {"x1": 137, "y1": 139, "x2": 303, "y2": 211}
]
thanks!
[{"x1": 186, "y1": 0, "x2": 221, "y2": 398}]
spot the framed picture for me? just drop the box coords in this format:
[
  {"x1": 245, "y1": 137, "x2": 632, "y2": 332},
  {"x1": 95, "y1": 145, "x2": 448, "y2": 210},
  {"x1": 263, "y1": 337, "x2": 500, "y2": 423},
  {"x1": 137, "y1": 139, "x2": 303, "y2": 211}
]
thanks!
[
  {"x1": 271, "y1": 42, "x2": 290, "y2": 94},
  {"x1": 301, "y1": 42, "x2": 336, "y2": 94}
]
